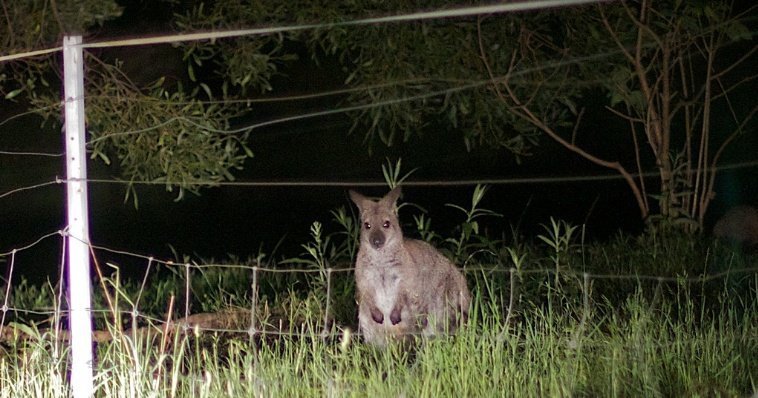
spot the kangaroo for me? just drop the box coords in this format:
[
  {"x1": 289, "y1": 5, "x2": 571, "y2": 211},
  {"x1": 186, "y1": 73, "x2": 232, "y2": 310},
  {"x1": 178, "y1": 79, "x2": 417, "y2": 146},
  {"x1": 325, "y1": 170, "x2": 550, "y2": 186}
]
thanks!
[
  {"x1": 350, "y1": 187, "x2": 471, "y2": 347},
  {"x1": 713, "y1": 205, "x2": 758, "y2": 246}
]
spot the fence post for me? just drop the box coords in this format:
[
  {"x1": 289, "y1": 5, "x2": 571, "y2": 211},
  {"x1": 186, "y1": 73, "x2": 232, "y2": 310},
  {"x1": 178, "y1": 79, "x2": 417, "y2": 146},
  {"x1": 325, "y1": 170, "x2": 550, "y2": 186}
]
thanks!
[{"x1": 63, "y1": 35, "x2": 94, "y2": 398}]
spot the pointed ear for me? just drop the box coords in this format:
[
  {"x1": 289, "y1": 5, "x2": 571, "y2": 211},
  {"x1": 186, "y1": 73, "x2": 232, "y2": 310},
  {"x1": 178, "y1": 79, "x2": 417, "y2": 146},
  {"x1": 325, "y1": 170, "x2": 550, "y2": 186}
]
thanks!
[
  {"x1": 383, "y1": 186, "x2": 402, "y2": 207},
  {"x1": 349, "y1": 190, "x2": 367, "y2": 210}
]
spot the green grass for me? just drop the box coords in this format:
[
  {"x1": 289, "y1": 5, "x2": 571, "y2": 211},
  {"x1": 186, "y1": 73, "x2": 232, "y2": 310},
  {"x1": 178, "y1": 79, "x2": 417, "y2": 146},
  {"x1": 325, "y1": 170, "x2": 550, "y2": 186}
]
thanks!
[
  {"x1": 0, "y1": 264, "x2": 755, "y2": 397},
  {"x1": 1, "y1": 188, "x2": 756, "y2": 396}
]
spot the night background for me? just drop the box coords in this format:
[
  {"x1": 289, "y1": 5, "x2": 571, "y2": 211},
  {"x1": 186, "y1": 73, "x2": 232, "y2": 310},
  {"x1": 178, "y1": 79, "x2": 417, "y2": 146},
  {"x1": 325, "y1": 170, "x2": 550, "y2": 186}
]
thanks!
[
  {"x1": 0, "y1": 1, "x2": 757, "y2": 396},
  {"x1": 0, "y1": 0, "x2": 756, "y2": 282}
]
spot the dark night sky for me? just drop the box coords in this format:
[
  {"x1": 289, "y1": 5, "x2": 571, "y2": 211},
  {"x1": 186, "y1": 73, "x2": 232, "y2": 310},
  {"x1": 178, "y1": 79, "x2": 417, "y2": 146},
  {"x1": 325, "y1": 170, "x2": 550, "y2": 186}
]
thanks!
[{"x1": 1, "y1": 1, "x2": 756, "y2": 283}]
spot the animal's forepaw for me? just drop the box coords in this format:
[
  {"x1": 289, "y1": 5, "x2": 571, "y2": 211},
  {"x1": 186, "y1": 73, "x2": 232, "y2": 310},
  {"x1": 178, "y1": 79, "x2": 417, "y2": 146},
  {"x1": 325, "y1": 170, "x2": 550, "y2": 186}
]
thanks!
[
  {"x1": 390, "y1": 307, "x2": 402, "y2": 325},
  {"x1": 370, "y1": 307, "x2": 384, "y2": 324}
]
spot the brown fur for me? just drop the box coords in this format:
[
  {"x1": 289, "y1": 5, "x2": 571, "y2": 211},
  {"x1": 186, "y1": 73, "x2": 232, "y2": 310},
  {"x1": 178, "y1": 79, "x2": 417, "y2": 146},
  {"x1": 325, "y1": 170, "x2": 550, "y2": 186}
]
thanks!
[{"x1": 350, "y1": 187, "x2": 471, "y2": 347}]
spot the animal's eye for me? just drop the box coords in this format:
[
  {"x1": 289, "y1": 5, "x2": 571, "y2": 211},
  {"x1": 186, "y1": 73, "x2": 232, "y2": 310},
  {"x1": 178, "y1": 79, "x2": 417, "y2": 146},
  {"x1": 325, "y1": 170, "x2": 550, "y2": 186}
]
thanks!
[
  {"x1": 383, "y1": 221, "x2": 390, "y2": 228},
  {"x1": 364, "y1": 222, "x2": 371, "y2": 229}
]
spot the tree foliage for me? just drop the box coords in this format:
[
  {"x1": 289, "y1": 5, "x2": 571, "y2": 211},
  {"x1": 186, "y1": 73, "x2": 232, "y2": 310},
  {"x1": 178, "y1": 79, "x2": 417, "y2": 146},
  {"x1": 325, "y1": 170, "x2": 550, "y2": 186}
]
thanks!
[
  {"x1": 1, "y1": 0, "x2": 755, "y2": 227},
  {"x1": 517, "y1": 0, "x2": 756, "y2": 229},
  {"x1": 176, "y1": 0, "x2": 755, "y2": 228},
  {"x1": 175, "y1": 0, "x2": 546, "y2": 156},
  {"x1": 1, "y1": 0, "x2": 256, "y2": 203},
  {"x1": 1, "y1": 0, "x2": 122, "y2": 101}
]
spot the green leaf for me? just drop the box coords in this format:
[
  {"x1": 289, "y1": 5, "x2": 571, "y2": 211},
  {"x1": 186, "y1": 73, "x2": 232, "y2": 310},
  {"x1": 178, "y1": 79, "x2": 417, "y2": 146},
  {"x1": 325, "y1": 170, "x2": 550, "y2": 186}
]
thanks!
[
  {"x1": 200, "y1": 83, "x2": 212, "y2": 98},
  {"x1": 4, "y1": 88, "x2": 23, "y2": 100},
  {"x1": 724, "y1": 21, "x2": 751, "y2": 41},
  {"x1": 609, "y1": 91, "x2": 623, "y2": 107},
  {"x1": 8, "y1": 322, "x2": 38, "y2": 338},
  {"x1": 95, "y1": 150, "x2": 111, "y2": 165},
  {"x1": 628, "y1": 90, "x2": 646, "y2": 110},
  {"x1": 561, "y1": 98, "x2": 578, "y2": 115}
]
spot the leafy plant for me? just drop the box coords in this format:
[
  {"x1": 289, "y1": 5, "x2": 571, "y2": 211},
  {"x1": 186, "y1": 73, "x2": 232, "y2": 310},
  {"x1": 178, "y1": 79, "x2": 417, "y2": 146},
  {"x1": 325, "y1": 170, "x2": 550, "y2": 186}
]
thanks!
[
  {"x1": 281, "y1": 221, "x2": 334, "y2": 302},
  {"x1": 381, "y1": 158, "x2": 416, "y2": 189},
  {"x1": 444, "y1": 184, "x2": 502, "y2": 261},
  {"x1": 3, "y1": 278, "x2": 56, "y2": 323},
  {"x1": 537, "y1": 217, "x2": 580, "y2": 273},
  {"x1": 413, "y1": 213, "x2": 440, "y2": 243},
  {"x1": 330, "y1": 206, "x2": 359, "y2": 261}
]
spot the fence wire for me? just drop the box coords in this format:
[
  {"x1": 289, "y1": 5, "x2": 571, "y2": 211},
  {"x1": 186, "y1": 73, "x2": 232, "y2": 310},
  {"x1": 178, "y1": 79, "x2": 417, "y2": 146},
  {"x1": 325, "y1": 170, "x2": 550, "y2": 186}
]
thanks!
[
  {"x1": 0, "y1": 229, "x2": 755, "y2": 344},
  {"x1": 1, "y1": 160, "x2": 758, "y2": 202},
  {"x1": 0, "y1": 0, "x2": 607, "y2": 63}
]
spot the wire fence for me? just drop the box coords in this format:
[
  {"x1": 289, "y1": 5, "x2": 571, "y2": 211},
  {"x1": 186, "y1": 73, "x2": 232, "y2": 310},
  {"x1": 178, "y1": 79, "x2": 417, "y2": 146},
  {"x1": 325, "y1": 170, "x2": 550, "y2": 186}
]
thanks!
[
  {"x1": 0, "y1": 3, "x2": 754, "y2": 395},
  {"x1": 0, "y1": 0, "x2": 609, "y2": 64},
  {"x1": 1, "y1": 227, "x2": 756, "y2": 344},
  {"x1": 1, "y1": 159, "x2": 757, "y2": 203}
]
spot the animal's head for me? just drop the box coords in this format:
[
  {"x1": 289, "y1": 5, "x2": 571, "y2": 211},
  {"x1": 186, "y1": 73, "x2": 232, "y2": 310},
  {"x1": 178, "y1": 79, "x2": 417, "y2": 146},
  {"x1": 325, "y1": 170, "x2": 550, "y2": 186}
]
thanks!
[{"x1": 349, "y1": 187, "x2": 403, "y2": 251}]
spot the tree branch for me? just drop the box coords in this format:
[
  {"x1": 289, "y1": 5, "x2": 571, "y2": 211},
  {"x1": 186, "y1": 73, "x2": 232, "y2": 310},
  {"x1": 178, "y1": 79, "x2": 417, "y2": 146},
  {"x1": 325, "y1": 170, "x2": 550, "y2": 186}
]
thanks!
[
  {"x1": 605, "y1": 105, "x2": 644, "y2": 123},
  {"x1": 49, "y1": 0, "x2": 65, "y2": 35},
  {"x1": 571, "y1": 107, "x2": 585, "y2": 146},
  {"x1": 712, "y1": 43, "x2": 757, "y2": 80},
  {"x1": 703, "y1": 104, "x2": 757, "y2": 225},
  {"x1": 692, "y1": 32, "x2": 716, "y2": 221},
  {"x1": 598, "y1": 5, "x2": 636, "y2": 65},
  {"x1": 627, "y1": 110, "x2": 649, "y2": 213},
  {"x1": 711, "y1": 74, "x2": 758, "y2": 102},
  {"x1": 480, "y1": 12, "x2": 649, "y2": 219}
]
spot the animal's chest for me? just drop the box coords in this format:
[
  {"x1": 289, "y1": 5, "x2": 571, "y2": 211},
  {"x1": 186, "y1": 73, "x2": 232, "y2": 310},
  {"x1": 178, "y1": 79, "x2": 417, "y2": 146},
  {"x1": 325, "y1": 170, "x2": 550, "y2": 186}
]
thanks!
[{"x1": 365, "y1": 267, "x2": 401, "y2": 313}]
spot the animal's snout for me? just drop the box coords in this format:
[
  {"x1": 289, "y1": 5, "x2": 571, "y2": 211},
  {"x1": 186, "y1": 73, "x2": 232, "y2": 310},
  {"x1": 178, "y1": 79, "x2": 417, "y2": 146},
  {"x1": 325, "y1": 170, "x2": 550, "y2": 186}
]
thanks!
[{"x1": 369, "y1": 230, "x2": 385, "y2": 249}]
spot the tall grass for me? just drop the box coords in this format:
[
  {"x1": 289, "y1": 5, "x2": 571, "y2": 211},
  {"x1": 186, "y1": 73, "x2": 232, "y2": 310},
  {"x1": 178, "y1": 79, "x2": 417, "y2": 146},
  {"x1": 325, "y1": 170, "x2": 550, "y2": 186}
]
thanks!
[
  {"x1": 1, "y1": 185, "x2": 756, "y2": 396},
  {"x1": 0, "y1": 266, "x2": 755, "y2": 397}
]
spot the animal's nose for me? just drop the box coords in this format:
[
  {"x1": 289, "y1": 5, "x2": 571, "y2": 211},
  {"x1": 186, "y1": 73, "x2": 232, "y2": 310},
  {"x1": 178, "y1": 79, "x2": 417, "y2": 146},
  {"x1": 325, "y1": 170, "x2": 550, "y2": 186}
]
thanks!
[{"x1": 370, "y1": 231, "x2": 385, "y2": 249}]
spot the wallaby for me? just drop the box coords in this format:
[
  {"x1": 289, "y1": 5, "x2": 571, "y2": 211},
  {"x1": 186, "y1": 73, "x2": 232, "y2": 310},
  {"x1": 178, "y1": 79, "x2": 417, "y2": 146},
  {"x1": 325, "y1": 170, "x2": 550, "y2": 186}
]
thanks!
[
  {"x1": 713, "y1": 205, "x2": 758, "y2": 246},
  {"x1": 350, "y1": 187, "x2": 471, "y2": 347}
]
